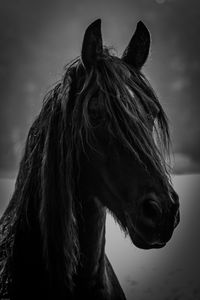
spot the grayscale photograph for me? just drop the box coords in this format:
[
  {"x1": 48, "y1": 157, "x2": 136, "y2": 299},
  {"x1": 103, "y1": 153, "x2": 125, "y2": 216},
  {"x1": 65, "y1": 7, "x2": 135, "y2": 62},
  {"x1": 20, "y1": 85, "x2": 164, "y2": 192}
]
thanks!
[{"x1": 0, "y1": 0, "x2": 199, "y2": 299}]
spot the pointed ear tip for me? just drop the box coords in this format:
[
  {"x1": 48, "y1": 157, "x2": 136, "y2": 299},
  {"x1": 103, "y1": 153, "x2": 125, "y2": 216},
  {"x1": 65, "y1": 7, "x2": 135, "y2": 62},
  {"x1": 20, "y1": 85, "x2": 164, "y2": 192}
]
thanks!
[
  {"x1": 94, "y1": 18, "x2": 101, "y2": 24},
  {"x1": 137, "y1": 21, "x2": 150, "y2": 32},
  {"x1": 88, "y1": 18, "x2": 102, "y2": 30},
  {"x1": 137, "y1": 20, "x2": 145, "y2": 26}
]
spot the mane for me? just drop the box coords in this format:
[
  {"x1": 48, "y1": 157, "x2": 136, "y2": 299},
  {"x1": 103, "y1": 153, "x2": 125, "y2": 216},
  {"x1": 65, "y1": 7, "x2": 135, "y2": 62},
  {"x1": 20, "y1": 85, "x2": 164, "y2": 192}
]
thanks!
[
  {"x1": 0, "y1": 48, "x2": 171, "y2": 292},
  {"x1": 70, "y1": 48, "x2": 171, "y2": 186}
]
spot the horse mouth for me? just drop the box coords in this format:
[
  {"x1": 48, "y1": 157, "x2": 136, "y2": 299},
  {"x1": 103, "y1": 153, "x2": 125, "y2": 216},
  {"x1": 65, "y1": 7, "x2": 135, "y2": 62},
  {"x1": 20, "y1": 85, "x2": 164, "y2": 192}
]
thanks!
[
  {"x1": 124, "y1": 203, "x2": 179, "y2": 250},
  {"x1": 131, "y1": 232, "x2": 166, "y2": 249},
  {"x1": 126, "y1": 219, "x2": 166, "y2": 250}
]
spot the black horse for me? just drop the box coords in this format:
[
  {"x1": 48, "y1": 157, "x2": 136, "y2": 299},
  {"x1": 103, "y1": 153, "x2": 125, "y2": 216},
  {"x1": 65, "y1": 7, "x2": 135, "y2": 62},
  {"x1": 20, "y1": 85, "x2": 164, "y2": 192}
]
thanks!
[{"x1": 0, "y1": 19, "x2": 180, "y2": 299}]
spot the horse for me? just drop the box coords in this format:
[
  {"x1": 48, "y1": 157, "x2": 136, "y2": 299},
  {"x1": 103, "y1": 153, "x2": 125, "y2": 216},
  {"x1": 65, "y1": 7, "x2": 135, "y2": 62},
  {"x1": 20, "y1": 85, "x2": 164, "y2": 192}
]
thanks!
[{"x1": 0, "y1": 19, "x2": 180, "y2": 299}]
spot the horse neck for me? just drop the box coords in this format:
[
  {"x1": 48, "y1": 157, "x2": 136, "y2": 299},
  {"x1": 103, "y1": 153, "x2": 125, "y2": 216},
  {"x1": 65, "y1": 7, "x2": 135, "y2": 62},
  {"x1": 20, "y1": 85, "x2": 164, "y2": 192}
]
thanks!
[{"x1": 77, "y1": 195, "x2": 106, "y2": 283}]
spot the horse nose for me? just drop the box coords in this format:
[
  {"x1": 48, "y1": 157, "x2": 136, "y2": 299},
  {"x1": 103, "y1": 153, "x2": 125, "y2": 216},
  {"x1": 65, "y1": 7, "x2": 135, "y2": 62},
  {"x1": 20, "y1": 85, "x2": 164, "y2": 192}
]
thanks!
[{"x1": 141, "y1": 195, "x2": 162, "y2": 227}]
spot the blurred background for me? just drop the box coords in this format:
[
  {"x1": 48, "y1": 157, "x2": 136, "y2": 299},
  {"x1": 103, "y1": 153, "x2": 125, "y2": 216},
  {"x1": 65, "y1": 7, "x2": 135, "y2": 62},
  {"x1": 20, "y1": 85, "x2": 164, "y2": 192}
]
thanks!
[
  {"x1": 0, "y1": 0, "x2": 200, "y2": 299},
  {"x1": 0, "y1": 0, "x2": 200, "y2": 177}
]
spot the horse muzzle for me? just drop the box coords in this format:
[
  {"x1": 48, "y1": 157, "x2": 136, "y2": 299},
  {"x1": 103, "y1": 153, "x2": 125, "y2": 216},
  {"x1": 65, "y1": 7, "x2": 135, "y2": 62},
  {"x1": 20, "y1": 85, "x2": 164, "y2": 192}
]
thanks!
[{"x1": 126, "y1": 191, "x2": 180, "y2": 250}]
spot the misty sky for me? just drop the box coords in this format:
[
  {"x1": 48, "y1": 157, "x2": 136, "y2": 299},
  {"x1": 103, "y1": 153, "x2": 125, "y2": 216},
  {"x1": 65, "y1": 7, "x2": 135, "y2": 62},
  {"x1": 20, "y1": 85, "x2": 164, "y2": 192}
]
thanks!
[{"x1": 0, "y1": 0, "x2": 200, "y2": 175}]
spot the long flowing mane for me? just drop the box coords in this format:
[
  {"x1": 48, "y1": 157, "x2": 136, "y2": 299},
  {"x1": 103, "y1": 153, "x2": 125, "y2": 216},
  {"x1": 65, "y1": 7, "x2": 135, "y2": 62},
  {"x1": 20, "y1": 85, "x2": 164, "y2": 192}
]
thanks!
[{"x1": 0, "y1": 47, "x2": 171, "y2": 294}]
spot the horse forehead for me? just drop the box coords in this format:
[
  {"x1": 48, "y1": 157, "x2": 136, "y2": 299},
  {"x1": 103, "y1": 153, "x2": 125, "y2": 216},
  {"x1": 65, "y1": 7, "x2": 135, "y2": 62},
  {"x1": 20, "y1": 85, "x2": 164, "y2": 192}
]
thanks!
[
  {"x1": 125, "y1": 85, "x2": 145, "y2": 113},
  {"x1": 126, "y1": 84, "x2": 160, "y2": 118},
  {"x1": 125, "y1": 85, "x2": 139, "y2": 104},
  {"x1": 126, "y1": 85, "x2": 134, "y2": 98}
]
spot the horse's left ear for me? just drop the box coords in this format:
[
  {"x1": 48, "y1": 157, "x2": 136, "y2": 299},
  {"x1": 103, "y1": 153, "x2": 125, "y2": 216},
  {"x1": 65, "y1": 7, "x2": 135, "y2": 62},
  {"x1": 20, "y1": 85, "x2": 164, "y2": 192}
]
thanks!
[
  {"x1": 81, "y1": 19, "x2": 103, "y2": 71},
  {"x1": 122, "y1": 21, "x2": 151, "y2": 70}
]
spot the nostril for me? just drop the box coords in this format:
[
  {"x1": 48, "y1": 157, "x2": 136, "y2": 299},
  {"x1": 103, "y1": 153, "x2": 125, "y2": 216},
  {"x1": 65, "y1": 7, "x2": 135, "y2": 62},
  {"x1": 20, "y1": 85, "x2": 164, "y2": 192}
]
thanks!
[
  {"x1": 170, "y1": 190, "x2": 179, "y2": 208},
  {"x1": 174, "y1": 209, "x2": 180, "y2": 228},
  {"x1": 142, "y1": 199, "x2": 162, "y2": 221}
]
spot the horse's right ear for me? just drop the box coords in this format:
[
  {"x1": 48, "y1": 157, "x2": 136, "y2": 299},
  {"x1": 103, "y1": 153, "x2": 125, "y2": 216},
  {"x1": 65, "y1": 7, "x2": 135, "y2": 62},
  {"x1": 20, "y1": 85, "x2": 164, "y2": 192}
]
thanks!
[
  {"x1": 81, "y1": 19, "x2": 103, "y2": 71},
  {"x1": 122, "y1": 21, "x2": 151, "y2": 70}
]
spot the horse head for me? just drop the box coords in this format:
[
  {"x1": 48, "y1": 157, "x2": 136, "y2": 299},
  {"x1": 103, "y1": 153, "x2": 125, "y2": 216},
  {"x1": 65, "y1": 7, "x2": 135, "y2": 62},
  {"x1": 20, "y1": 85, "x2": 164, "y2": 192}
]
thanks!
[{"x1": 77, "y1": 19, "x2": 180, "y2": 250}]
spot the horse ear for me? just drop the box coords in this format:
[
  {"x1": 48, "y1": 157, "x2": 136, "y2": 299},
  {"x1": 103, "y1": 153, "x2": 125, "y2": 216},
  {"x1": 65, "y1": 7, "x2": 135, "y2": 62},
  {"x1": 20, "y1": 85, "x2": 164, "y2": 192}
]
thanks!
[
  {"x1": 122, "y1": 21, "x2": 151, "y2": 70},
  {"x1": 81, "y1": 19, "x2": 103, "y2": 70}
]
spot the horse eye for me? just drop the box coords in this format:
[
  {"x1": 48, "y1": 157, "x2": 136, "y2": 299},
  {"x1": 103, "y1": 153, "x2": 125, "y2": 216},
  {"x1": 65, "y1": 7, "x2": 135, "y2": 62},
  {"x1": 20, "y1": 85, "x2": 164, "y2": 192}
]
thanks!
[
  {"x1": 146, "y1": 112, "x2": 156, "y2": 130},
  {"x1": 147, "y1": 113, "x2": 154, "y2": 122},
  {"x1": 146, "y1": 102, "x2": 160, "y2": 128},
  {"x1": 149, "y1": 102, "x2": 160, "y2": 119}
]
